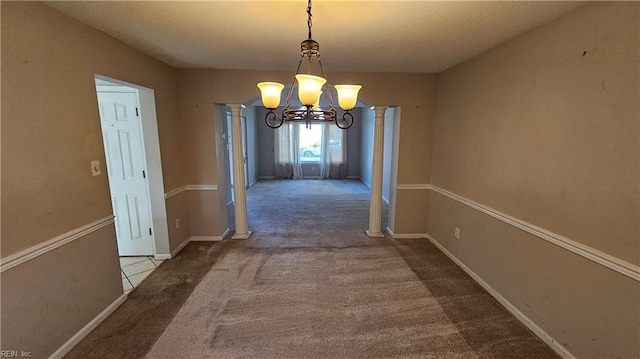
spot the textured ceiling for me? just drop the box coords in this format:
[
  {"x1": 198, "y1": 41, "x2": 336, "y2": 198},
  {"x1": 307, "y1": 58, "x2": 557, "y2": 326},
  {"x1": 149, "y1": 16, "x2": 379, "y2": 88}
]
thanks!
[{"x1": 44, "y1": 1, "x2": 585, "y2": 73}]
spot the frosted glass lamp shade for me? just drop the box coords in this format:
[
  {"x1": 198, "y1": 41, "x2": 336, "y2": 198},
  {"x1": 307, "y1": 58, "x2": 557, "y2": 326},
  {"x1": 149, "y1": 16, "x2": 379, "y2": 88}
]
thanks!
[
  {"x1": 312, "y1": 91, "x2": 323, "y2": 110},
  {"x1": 335, "y1": 85, "x2": 362, "y2": 110},
  {"x1": 257, "y1": 82, "x2": 285, "y2": 109},
  {"x1": 295, "y1": 74, "x2": 326, "y2": 106}
]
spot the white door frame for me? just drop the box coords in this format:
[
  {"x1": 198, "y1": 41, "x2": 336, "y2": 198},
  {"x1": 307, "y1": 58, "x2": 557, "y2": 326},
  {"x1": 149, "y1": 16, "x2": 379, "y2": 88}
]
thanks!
[{"x1": 95, "y1": 74, "x2": 171, "y2": 258}]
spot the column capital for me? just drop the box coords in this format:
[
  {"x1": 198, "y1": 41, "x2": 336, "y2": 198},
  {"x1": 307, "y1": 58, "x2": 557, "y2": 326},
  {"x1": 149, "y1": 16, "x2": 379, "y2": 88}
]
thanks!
[
  {"x1": 372, "y1": 106, "x2": 389, "y2": 116},
  {"x1": 226, "y1": 104, "x2": 245, "y2": 116}
]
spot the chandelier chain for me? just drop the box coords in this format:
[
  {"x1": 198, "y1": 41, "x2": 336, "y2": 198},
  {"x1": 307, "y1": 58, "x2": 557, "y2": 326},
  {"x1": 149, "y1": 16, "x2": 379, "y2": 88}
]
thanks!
[{"x1": 307, "y1": 0, "x2": 313, "y2": 39}]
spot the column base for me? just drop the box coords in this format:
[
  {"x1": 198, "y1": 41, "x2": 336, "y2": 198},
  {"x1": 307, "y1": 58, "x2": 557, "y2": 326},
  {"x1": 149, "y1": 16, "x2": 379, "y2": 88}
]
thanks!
[
  {"x1": 365, "y1": 230, "x2": 385, "y2": 238},
  {"x1": 231, "y1": 231, "x2": 253, "y2": 240}
]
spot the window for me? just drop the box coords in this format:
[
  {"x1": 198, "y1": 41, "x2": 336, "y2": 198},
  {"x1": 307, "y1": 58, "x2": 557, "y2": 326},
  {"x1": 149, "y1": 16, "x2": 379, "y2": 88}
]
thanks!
[
  {"x1": 298, "y1": 124, "x2": 322, "y2": 162},
  {"x1": 274, "y1": 122, "x2": 346, "y2": 179}
]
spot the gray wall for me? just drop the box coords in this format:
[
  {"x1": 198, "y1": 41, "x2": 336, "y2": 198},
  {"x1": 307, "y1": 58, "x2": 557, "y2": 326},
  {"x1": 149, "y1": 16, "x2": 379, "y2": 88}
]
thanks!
[
  {"x1": 256, "y1": 107, "x2": 275, "y2": 178},
  {"x1": 345, "y1": 108, "x2": 362, "y2": 178},
  {"x1": 257, "y1": 106, "x2": 363, "y2": 179},
  {"x1": 245, "y1": 106, "x2": 259, "y2": 186},
  {"x1": 359, "y1": 108, "x2": 374, "y2": 187},
  {"x1": 221, "y1": 109, "x2": 232, "y2": 205},
  {"x1": 382, "y1": 108, "x2": 395, "y2": 203}
]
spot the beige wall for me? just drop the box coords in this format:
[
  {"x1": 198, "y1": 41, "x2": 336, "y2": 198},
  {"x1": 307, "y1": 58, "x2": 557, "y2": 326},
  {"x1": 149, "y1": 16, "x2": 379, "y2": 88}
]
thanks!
[
  {"x1": 428, "y1": 192, "x2": 639, "y2": 358},
  {"x1": 165, "y1": 194, "x2": 190, "y2": 251},
  {"x1": 1, "y1": 227, "x2": 122, "y2": 358},
  {"x1": 429, "y1": 2, "x2": 639, "y2": 357},
  {"x1": 1, "y1": 1, "x2": 184, "y2": 256},
  {"x1": 1, "y1": 2, "x2": 184, "y2": 357},
  {"x1": 177, "y1": 69, "x2": 437, "y2": 234}
]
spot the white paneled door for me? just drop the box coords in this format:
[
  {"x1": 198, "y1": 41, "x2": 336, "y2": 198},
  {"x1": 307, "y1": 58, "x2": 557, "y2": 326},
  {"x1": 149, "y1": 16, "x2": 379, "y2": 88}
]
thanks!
[{"x1": 97, "y1": 91, "x2": 154, "y2": 256}]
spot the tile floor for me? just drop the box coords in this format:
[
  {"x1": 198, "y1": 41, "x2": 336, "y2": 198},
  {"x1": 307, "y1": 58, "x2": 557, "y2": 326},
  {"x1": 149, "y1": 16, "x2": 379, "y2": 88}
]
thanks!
[{"x1": 120, "y1": 256, "x2": 164, "y2": 295}]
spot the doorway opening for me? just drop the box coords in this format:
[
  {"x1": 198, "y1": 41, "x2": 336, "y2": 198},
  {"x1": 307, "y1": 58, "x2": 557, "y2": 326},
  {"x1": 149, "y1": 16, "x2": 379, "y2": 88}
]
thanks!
[
  {"x1": 94, "y1": 75, "x2": 170, "y2": 292},
  {"x1": 218, "y1": 89, "x2": 399, "y2": 238}
]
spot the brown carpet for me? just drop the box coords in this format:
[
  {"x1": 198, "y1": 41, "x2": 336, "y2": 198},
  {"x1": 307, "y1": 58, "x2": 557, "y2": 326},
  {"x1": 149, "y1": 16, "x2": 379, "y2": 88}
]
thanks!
[{"x1": 65, "y1": 179, "x2": 558, "y2": 359}]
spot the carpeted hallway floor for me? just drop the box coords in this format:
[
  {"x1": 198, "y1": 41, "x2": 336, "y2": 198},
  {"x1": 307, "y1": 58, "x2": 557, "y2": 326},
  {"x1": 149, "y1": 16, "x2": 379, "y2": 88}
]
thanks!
[{"x1": 65, "y1": 179, "x2": 559, "y2": 359}]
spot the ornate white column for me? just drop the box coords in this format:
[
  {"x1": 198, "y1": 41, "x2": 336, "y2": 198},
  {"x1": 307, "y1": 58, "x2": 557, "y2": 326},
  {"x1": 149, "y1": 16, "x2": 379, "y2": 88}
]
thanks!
[
  {"x1": 366, "y1": 106, "x2": 388, "y2": 238},
  {"x1": 228, "y1": 104, "x2": 252, "y2": 239}
]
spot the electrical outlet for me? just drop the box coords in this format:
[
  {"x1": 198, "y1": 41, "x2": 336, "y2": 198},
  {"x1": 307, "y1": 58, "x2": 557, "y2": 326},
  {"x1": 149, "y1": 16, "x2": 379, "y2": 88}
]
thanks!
[
  {"x1": 454, "y1": 227, "x2": 461, "y2": 239},
  {"x1": 175, "y1": 219, "x2": 181, "y2": 229}
]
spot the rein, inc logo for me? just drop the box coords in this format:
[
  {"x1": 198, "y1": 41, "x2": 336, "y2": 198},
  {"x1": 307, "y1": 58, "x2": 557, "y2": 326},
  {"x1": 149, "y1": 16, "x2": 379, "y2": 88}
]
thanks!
[{"x1": 0, "y1": 350, "x2": 32, "y2": 358}]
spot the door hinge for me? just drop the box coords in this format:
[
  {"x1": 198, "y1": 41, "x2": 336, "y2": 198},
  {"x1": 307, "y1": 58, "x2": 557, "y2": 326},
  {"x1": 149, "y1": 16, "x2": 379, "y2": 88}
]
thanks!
[
  {"x1": 135, "y1": 108, "x2": 139, "y2": 116},
  {"x1": 149, "y1": 228, "x2": 152, "y2": 236},
  {"x1": 142, "y1": 170, "x2": 146, "y2": 178}
]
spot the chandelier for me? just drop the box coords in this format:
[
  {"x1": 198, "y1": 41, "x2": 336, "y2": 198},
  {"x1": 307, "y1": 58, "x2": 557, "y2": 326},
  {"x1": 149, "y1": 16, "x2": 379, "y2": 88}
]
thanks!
[{"x1": 257, "y1": 0, "x2": 362, "y2": 130}]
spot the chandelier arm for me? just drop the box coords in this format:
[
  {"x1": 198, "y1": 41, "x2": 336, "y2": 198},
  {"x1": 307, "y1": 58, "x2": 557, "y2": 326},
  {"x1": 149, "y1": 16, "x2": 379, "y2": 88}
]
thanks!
[
  {"x1": 284, "y1": 57, "x2": 305, "y2": 108},
  {"x1": 317, "y1": 56, "x2": 336, "y2": 108},
  {"x1": 265, "y1": 109, "x2": 284, "y2": 129},
  {"x1": 336, "y1": 111, "x2": 354, "y2": 129}
]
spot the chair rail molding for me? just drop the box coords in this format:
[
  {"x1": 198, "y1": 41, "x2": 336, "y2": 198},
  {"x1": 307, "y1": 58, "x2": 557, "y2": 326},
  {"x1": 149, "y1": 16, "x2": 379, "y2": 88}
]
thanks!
[
  {"x1": 165, "y1": 184, "x2": 219, "y2": 199},
  {"x1": 396, "y1": 184, "x2": 432, "y2": 190},
  {"x1": 0, "y1": 216, "x2": 115, "y2": 272},
  {"x1": 430, "y1": 185, "x2": 640, "y2": 282}
]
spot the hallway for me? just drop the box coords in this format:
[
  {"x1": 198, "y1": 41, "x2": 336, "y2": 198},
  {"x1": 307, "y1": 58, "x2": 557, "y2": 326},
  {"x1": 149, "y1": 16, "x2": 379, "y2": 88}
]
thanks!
[{"x1": 65, "y1": 180, "x2": 557, "y2": 358}]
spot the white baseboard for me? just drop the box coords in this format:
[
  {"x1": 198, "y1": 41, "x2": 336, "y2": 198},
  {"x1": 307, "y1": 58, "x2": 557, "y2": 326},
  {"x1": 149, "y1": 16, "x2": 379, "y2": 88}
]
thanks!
[
  {"x1": 170, "y1": 236, "x2": 191, "y2": 258},
  {"x1": 189, "y1": 236, "x2": 221, "y2": 242},
  {"x1": 346, "y1": 176, "x2": 360, "y2": 179},
  {"x1": 190, "y1": 228, "x2": 230, "y2": 242},
  {"x1": 365, "y1": 229, "x2": 385, "y2": 238},
  {"x1": 227, "y1": 200, "x2": 233, "y2": 207},
  {"x1": 153, "y1": 254, "x2": 171, "y2": 260},
  {"x1": 386, "y1": 227, "x2": 426, "y2": 239},
  {"x1": 161, "y1": 230, "x2": 229, "y2": 258},
  {"x1": 49, "y1": 293, "x2": 127, "y2": 359},
  {"x1": 258, "y1": 176, "x2": 275, "y2": 179},
  {"x1": 425, "y1": 234, "x2": 576, "y2": 359},
  {"x1": 391, "y1": 233, "x2": 427, "y2": 239},
  {"x1": 231, "y1": 230, "x2": 253, "y2": 240}
]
